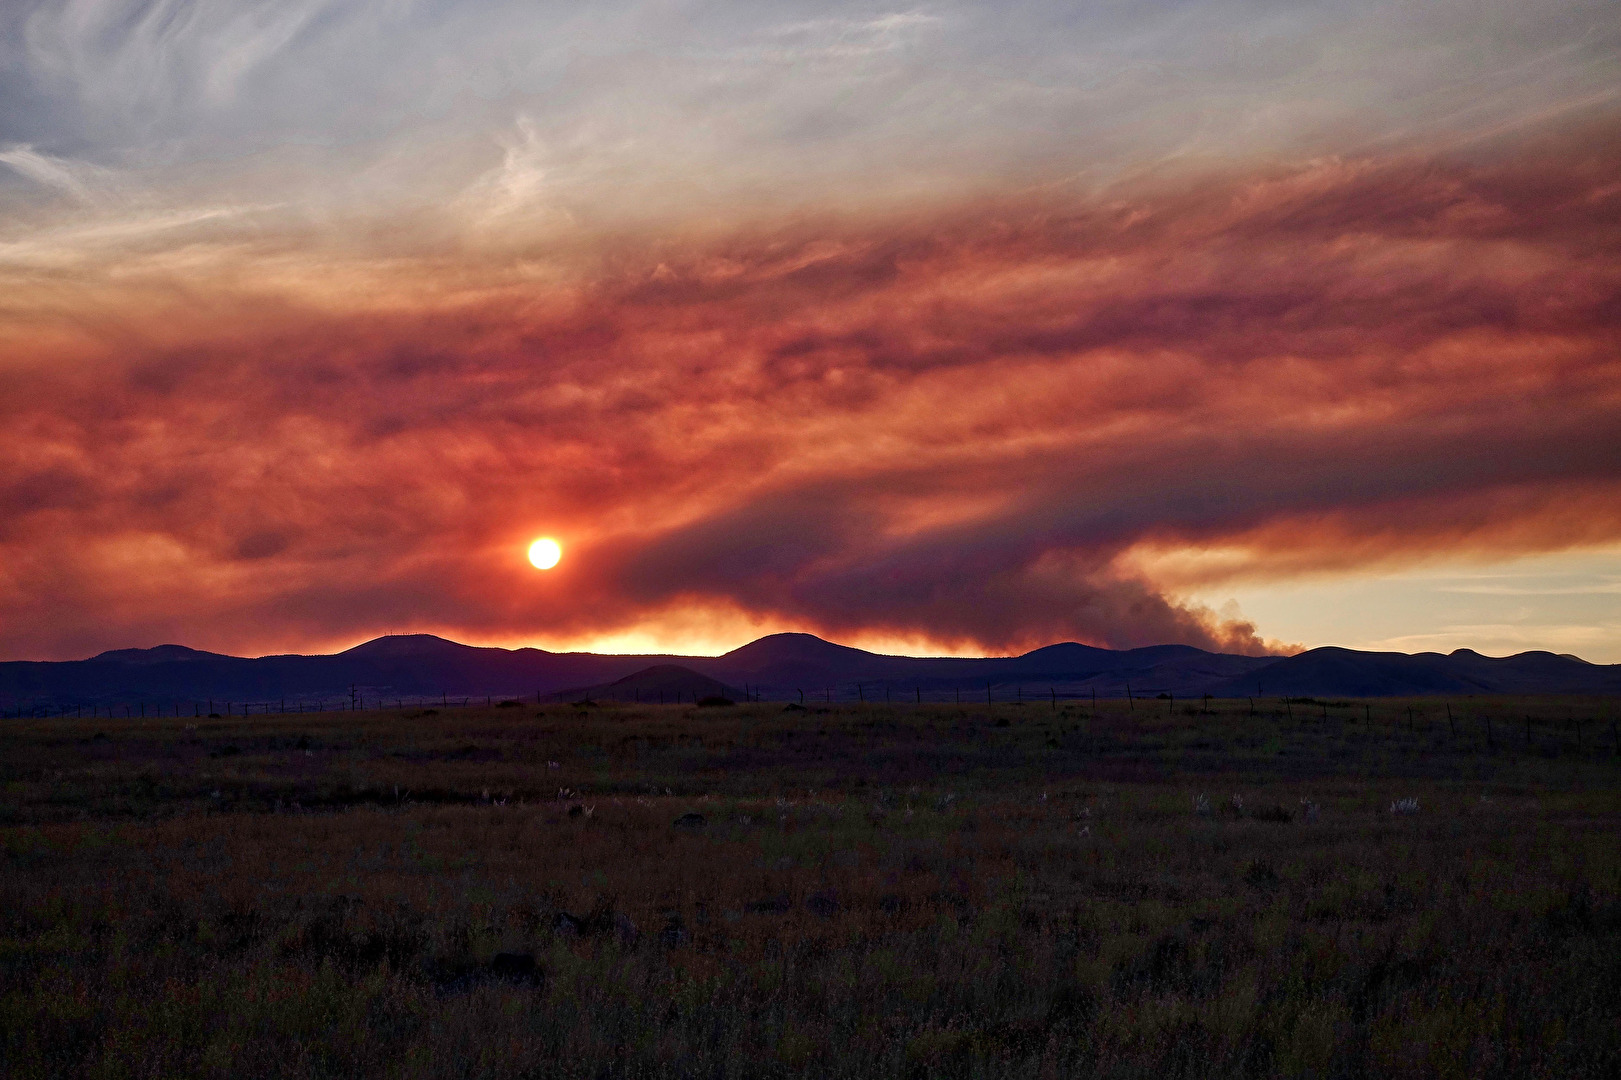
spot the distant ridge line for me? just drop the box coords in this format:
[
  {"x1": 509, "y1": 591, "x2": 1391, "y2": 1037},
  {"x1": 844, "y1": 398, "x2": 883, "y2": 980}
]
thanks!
[{"x1": 3, "y1": 633, "x2": 1618, "y2": 713}]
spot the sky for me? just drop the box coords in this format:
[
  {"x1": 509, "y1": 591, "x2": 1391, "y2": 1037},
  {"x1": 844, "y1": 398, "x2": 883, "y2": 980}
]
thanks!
[{"x1": 1, "y1": 0, "x2": 1619, "y2": 662}]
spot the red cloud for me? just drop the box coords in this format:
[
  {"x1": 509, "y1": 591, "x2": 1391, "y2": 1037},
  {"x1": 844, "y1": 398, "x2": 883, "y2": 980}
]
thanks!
[{"x1": 1, "y1": 121, "x2": 1618, "y2": 659}]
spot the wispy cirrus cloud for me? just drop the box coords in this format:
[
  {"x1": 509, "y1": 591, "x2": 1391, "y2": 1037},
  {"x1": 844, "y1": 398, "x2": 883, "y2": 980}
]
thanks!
[{"x1": 0, "y1": 143, "x2": 110, "y2": 202}]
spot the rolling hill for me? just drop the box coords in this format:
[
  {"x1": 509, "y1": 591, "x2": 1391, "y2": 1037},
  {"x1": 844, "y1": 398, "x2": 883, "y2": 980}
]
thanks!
[{"x1": 2, "y1": 633, "x2": 1618, "y2": 714}]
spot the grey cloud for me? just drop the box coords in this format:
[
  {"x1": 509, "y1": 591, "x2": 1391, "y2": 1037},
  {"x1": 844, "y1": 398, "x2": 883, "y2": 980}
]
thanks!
[{"x1": 0, "y1": 0, "x2": 1615, "y2": 208}]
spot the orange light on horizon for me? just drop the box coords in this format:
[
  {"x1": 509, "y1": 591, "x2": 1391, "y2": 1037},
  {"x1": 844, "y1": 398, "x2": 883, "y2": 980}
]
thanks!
[{"x1": 527, "y1": 537, "x2": 562, "y2": 570}]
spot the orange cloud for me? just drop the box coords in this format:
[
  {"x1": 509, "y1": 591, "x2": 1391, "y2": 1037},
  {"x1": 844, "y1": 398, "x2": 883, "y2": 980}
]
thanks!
[{"x1": 0, "y1": 121, "x2": 1618, "y2": 659}]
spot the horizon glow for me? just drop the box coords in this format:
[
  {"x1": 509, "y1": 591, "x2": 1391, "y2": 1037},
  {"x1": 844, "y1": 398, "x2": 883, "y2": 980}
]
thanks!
[{"x1": 1, "y1": 1, "x2": 1619, "y2": 663}]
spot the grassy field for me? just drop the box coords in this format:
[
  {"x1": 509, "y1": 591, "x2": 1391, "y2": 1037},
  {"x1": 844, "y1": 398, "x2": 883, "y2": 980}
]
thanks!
[{"x1": 2, "y1": 695, "x2": 1619, "y2": 1078}]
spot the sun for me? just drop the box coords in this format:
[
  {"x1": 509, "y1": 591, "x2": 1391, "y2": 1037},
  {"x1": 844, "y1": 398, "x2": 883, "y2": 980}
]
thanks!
[{"x1": 527, "y1": 537, "x2": 562, "y2": 570}]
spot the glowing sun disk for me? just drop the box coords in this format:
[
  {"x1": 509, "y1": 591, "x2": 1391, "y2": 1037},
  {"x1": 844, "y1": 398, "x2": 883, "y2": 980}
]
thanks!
[{"x1": 528, "y1": 537, "x2": 562, "y2": 570}]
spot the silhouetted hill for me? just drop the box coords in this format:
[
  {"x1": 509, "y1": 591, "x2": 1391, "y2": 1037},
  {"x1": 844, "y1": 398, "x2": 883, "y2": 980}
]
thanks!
[
  {"x1": 718, "y1": 632, "x2": 869, "y2": 665},
  {"x1": 1210, "y1": 646, "x2": 1621, "y2": 698},
  {"x1": 2, "y1": 633, "x2": 1617, "y2": 714},
  {"x1": 337, "y1": 634, "x2": 487, "y2": 660},
  {"x1": 561, "y1": 665, "x2": 743, "y2": 704},
  {"x1": 704, "y1": 632, "x2": 944, "y2": 688},
  {"x1": 89, "y1": 644, "x2": 231, "y2": 665}
]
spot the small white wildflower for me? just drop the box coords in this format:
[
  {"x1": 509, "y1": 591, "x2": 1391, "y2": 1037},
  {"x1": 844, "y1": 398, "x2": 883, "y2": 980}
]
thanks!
[
  {"x1": 1194, "y1": 793, "x2": 1212, "y2": 817},
  {"x1": 1390, "y1": 797, "x2": 1419, "y2": 816}
]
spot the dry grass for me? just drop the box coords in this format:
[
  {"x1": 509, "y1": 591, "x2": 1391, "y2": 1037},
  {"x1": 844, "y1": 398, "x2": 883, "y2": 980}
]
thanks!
[{"x1": 2, "y1": 697, "x2": 1619, "y2": 1078}]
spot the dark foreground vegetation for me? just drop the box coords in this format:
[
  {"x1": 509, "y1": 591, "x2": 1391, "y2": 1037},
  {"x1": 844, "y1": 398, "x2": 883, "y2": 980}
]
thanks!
[{"x1": 3, "y1": 695, "x2": 1619, "y2": 1078}]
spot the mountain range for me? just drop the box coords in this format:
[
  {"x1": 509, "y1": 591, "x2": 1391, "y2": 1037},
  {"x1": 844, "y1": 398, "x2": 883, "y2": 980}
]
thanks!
[{"x1": 3, "y1": 633, "x2": 1619, "y2": 714}]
